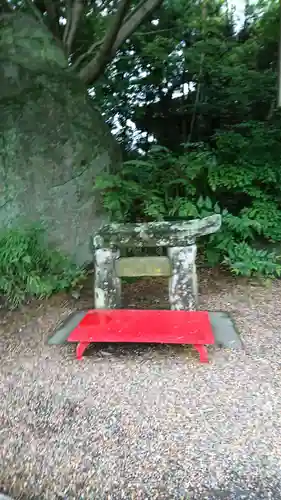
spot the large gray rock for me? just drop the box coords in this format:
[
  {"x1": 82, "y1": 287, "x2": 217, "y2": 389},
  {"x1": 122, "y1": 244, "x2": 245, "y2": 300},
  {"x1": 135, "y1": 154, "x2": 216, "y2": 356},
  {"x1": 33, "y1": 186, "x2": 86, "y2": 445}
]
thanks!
[{"x1": 0, "y1": 13, "x2": 121, "y2": 265}]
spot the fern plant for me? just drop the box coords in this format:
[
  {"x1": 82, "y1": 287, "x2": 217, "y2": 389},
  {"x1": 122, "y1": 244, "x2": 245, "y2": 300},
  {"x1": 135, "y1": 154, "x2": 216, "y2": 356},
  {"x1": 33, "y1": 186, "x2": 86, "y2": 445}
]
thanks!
[
  {"x1": 95, "y1": 124, "x2": 281, "y2": 278},
  {"x1": 224, "y1": 243, "x2": 281, "y2": 277},
  {"x1": 0, "y1": 226, "x2": 85, "y2": 308}
]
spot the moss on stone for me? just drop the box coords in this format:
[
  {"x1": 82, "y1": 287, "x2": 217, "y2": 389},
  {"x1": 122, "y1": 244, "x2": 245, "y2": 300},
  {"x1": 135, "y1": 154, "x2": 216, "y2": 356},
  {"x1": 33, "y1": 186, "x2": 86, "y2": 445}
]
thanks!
[{"x1": 0, "y1": 12, "x2": 121, "y2": 265}]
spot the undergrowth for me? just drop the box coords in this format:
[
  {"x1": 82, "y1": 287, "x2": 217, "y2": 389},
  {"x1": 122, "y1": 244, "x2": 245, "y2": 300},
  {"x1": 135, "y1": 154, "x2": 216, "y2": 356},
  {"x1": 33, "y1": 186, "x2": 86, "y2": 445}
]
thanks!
[
  {"x1": 95, "y1": 121, "x2": 281, "y2": 278},
  {"x1": 0, "y1": 226, "x2": 85, "y2": 308}
]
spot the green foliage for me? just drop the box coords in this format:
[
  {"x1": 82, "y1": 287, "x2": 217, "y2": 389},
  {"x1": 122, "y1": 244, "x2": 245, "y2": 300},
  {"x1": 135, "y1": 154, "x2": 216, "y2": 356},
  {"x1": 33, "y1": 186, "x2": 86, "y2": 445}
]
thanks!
[
  {"x1": 95, "y1": 122, "x2": 281, "y2": 278},
  {"x1": 8, "y1": 0, "x2": 281, "y2": 281},
  {"x1": 99, "y1": 0, "x2": 279, "y2": 154},
  {"x1": 0, "y1": 226, "x2": 85, "y2": 308},
  {"x1": 95, "y1": 144, "x2": 209, "y2": 221},
  {"x1": 223, "y1": 243, "x2": 281, "y2": 278}
]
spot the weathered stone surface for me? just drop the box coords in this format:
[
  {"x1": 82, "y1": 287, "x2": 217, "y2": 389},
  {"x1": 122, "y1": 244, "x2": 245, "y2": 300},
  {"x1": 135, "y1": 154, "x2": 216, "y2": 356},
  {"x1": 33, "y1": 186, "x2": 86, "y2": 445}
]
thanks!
[
  {"x1": 94, "y1": 248, "x2": 121, "y2": 308},
  {"x1": 0, "y1": 13, "x2": 121, "y2": 265},
  {"x1": 209, "y1": 311, "x2": 243, "y2": 349},
  {"x1": 93, "y1": 216, "x2": 221, "y2": 310},
  {"x1": 115, "y1": 256, "x2": 171, "y2": 277},
  {"x1": 93, "y1": 215, "x2": 221, "y2": 249},
  {"x1": 49, "y1": 311, "x2": 87, "y2": 345},
  {"x1": 168, "y1": 245, "x2": 198, "y2": 310}
]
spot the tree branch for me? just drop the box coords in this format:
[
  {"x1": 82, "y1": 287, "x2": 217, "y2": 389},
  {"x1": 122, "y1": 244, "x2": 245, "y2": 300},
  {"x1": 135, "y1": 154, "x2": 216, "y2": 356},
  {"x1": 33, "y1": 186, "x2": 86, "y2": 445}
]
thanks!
[
  {"x1": 63, "y1": 0, "x2": 86, "y2": 55},
  {"x1": 24, "y1": 0, "x2": 45, "y2": 24},
  {"x1": 120, "y1": 0, "x2": 147, "y2": 28},
  {"x1": 44, "y1": 0, "x2": 61, "y2": 39},
  {"x1": 79, "y1": 0, "x2": 132, "y2": 85},
  {"x1": 71, "y1": 39, "x2": 103, "y2": 71},
  {"x1": 34, "y1": 0, "x2": 46, "y2": 14},
  {"x1": 111, "y1": 0, "x2": 163, "y2": 53},
  {"x1": 62, "y1": 0, "x2": 73, "y2": 45},
  {"x1": 188, "y1": 0, "x2": 206, "y2": 143},
  {"x1": 98, "y1": 0, "x2": 117, "y2": 14},
  {"x1": 187, "y1": 53, "x2": 204, "y2": 144}
]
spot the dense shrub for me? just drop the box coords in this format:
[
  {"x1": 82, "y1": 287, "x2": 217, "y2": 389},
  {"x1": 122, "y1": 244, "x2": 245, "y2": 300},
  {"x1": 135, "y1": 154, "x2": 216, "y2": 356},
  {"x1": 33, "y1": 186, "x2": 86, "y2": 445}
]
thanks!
[
  {"x1": 0, "y1": 226, "x2": 85, "y2": 308},
  {"x1": 95, "y1": 121, "x2": 281, "y2": 278}
]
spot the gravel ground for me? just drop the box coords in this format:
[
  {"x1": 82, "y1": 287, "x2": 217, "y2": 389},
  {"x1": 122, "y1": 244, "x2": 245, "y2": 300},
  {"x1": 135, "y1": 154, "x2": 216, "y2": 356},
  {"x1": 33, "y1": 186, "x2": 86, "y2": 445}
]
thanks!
[{"x1": 1, "y1": 270, "x2": 281, "y2": 499}]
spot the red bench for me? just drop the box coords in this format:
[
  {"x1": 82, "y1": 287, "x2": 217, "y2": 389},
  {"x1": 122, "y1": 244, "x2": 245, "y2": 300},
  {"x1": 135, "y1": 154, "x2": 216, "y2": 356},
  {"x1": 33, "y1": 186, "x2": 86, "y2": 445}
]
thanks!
[{"x1": 67, "y1": 309, "x2": 214, "y2": 363}]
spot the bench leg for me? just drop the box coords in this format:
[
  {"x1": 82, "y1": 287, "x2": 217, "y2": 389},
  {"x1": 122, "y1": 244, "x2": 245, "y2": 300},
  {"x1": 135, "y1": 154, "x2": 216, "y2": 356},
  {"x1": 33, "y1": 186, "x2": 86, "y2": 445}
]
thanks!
[
  {"x1": 76, "y1": 342, "x2": 90, "y2": 360},
  {"x1": 193, "y1": 344, "x2": 209, "y2": 363}
]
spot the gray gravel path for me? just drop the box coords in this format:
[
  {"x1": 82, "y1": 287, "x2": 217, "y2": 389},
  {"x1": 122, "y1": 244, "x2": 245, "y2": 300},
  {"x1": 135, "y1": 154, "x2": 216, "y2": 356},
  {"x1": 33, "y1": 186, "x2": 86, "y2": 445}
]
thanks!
[{"x1": 1, "y1": 273, "x2": 281, "y2": 499}]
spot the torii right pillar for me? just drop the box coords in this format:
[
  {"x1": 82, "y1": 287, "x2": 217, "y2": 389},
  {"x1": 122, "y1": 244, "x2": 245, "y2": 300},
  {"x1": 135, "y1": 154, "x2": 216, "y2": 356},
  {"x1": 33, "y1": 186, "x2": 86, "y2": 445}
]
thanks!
[{"x1": 167, "y1": 216, "x2": 221, "y2": 311}]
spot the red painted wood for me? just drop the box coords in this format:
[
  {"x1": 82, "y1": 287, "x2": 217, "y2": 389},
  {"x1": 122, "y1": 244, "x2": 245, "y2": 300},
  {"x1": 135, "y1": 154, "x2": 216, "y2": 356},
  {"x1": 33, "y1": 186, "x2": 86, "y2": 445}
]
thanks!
[
  {"x1": 76, "y1": 342, "x2": 90, "y2": 360},
  {"x1": 67, "y1": 309, "x2": 214, "y2": 362},
  {"x1": 193, "y1": 344, "x2": 209, "y2": 363}
]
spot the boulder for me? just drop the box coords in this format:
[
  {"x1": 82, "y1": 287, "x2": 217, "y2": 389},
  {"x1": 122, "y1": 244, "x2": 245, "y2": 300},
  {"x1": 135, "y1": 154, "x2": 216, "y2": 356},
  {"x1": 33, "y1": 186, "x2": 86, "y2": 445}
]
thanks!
[{"x1": 0, "y1": 13, "x2": 121, "y2": 265}]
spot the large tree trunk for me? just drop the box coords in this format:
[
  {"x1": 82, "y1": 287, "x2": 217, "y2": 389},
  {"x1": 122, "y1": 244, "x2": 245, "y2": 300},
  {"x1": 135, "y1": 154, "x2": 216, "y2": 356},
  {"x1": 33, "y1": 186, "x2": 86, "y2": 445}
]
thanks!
[{"x1": 0, "y1": 12, "x2": 121, "y2": 265}]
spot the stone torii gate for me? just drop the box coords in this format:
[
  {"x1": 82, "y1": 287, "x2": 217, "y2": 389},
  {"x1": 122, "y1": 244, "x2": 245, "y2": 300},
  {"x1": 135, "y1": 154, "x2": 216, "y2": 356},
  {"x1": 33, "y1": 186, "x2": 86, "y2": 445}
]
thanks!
[
  {"x1": 92, "y1": 214, "x2": 221, "y2": 311},
  {"x1": 50, "y1": 212, "x2": 241, "y2": 361}
]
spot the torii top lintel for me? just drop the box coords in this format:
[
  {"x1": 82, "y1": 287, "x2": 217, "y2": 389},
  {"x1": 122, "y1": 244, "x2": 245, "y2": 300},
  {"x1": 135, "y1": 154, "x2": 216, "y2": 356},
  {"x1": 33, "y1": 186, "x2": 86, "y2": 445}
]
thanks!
[{"x1": 93, "y1": 214, "x2": 222, "y2": 249}]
